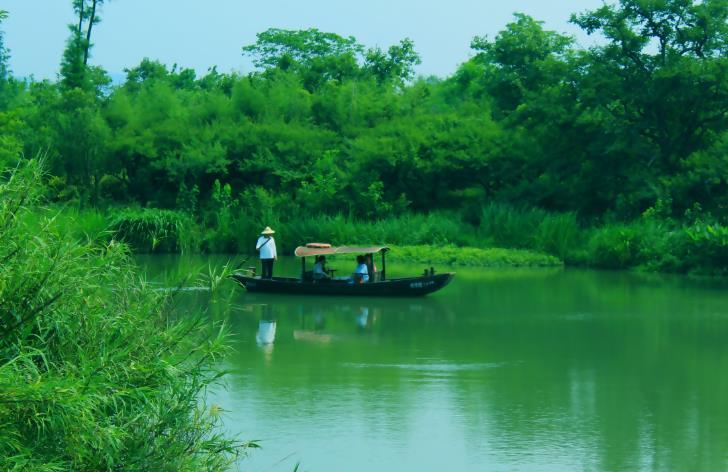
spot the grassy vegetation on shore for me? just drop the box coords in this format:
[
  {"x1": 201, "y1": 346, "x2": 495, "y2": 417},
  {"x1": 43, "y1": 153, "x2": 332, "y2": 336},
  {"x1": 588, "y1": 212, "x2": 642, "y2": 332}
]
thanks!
[
  {"x1": 1, "y1": 161, "x2": 251, "y2": 469},
  {"x1": 387, "y1": 245, "x2": 562, "y2": 268},
  {"x1": 45, "y1": 203, "x2": 727, "y2": 275}
]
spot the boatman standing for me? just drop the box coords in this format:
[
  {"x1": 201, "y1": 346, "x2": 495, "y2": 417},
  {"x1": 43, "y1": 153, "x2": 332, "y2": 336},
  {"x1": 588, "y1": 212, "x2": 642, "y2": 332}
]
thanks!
[{"x1": 256, "y1": 227, "x2": 277, "y2": 279}]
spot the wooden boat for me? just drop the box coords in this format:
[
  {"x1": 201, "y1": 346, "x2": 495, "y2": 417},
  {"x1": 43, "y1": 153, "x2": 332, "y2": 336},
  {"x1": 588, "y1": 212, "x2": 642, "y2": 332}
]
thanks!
[{"x1": 231, "y1": 245, "x2": 454, "y2": 297}]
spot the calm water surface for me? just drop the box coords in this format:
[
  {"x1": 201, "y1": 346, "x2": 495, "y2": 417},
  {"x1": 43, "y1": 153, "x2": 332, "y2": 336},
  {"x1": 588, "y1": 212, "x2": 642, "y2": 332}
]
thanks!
[{"x1": 138, "y1": 256, "x2": 728, "y2": 472}]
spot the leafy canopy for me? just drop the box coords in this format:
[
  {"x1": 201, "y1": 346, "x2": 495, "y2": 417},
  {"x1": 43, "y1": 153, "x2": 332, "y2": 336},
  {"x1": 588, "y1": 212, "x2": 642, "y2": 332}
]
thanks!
[{"x1": 0, "y1": 10, "x2": 8, "y2": 79}]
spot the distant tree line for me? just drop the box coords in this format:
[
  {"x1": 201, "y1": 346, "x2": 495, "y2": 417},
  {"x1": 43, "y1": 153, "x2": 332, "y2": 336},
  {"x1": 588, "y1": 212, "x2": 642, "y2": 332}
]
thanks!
[{"x1": 0, "y1": 0, "x2": 726, "y2": 225}]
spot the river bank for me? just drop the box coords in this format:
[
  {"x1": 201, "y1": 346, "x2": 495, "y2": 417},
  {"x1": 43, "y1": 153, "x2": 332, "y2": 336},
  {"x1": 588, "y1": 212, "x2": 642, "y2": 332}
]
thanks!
[{"x1": 39, "y1": 205, "x2": 727, "y2": 275}]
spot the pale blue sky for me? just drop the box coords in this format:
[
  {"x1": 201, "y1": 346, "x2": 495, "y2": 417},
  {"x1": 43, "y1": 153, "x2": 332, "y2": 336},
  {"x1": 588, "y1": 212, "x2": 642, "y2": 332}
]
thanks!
[{"x1": 3, "y1": 0, "x2": 604, "y2": 80}]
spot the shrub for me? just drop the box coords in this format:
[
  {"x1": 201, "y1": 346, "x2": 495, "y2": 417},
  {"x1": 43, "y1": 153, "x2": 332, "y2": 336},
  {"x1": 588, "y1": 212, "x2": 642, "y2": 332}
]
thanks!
[
  {"x1": 586, "y1": 224, "x2": 644, "y2": 269},
  {"x1": 677, "y1": 222, "x2": 728, "y2": 275},
  {"x1": 623, "y1": 219, "x2": 683, "y2": 273}
]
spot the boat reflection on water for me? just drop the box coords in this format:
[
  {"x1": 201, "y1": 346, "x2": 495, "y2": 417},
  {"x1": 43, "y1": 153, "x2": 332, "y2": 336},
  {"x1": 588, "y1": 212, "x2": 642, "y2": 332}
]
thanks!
[
  {"x1": 293, "y1": 305, "x2": 333, "y2": 343},
  {"x1": 238, "y1": 294, "x2": 449, "y2": 344}
]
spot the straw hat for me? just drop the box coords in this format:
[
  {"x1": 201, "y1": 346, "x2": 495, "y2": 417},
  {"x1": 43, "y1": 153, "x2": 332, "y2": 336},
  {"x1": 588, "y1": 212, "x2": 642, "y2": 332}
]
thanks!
[{"x1": 261, "y1": 226, "x2": 275, "y2": 235}]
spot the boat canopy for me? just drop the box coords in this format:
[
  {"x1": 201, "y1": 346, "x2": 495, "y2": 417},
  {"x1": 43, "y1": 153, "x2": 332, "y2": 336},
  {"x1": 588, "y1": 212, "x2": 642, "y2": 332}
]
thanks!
[{"x1": 294, "y1": 245, "x2": 389, "y2": 258}]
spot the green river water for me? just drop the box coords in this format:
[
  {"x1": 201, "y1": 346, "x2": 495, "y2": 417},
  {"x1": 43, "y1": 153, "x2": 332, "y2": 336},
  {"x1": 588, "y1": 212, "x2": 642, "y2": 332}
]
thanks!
[{"x1": 138, "y1": 255, "x2": 728, "y2": 472}]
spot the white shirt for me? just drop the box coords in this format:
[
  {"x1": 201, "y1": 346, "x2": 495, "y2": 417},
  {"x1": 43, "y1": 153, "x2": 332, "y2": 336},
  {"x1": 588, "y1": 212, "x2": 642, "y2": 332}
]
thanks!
[
  {"x1": 357, "y1": 307, "x2": 369, "y2": 327},
  {"x1": 256, "y1": 321, "x2": 276, "y2": 345},
  {"x1": 355, "y1": 263, "x2": 369, "y2": 282},
  {"x1": 256, "y1": 236, "x2": 277, "y2": 259}
]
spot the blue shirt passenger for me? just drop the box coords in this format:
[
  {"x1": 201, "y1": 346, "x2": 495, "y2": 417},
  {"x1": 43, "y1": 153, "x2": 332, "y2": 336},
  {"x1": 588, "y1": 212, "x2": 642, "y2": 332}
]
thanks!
[{"x1": 354, "y1": 255, "x2": 369, "y2": 283}]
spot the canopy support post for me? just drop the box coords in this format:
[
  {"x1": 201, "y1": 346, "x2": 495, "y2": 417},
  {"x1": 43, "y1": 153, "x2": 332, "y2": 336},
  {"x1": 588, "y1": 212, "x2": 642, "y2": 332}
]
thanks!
[
  {"x1": 301, "y1": 257, "x2": 305, "y2": 281},
  {"x1": 381, "y1": 251, "x2": 386, "y2": 281}
]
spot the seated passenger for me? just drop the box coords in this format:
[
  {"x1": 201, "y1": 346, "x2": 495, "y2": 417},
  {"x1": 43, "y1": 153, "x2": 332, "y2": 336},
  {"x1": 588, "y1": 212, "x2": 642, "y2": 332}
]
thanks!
[
  {"x1": 313, "y1": 255, "x2": 330, "y2": 281},
  {"x1": 351, "y1": 255, "x2": 369, "y2": 283}
]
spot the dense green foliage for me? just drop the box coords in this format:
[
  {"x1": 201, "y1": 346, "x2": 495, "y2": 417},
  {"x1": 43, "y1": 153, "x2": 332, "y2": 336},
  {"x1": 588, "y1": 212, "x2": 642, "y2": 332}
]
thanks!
[
  {"x1": 44, "y1": 203, "x2": 726, "y2": 274},
  {"x1": 0, "y1": 0, "x2": 726, "y2": 274},
  {"x1": 0, "y1": 161, "x2": 252, "y2": 469}
]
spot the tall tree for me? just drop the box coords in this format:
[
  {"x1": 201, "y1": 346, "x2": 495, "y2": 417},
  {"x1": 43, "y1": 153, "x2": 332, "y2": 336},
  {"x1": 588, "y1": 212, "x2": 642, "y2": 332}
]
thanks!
[
  {"x1": 0, "y1": 10, "x2": 20, "y2": 166},
  {"x1": 243, "y1": 28, "x2": 363, "y2": 69},
  {"x1": 465, "y1": 14, "x2": 588, "y2": 212},
  {"x1": 571, "y1": 0, "x2": 728, "y2": 174},
  {"x1": 0, "y1": 9, "x2": 11, "y2": 111},
  {"x1": 57, "y1": 0, "x2": 111, "y2": 206},
  {"x1": 243, "y1": 28, "x2": 364, "y2": 90},
  {"x1": 55, "y1": 88, "x2": 111, "y2": 206},
  {"x1": 0, "y1": 10, "x2": 9, "y2": 83},
  {"x1": 83, "y1": 0, "x2": 101, "y2": 66},
  {"x1": 61, "y1": 0, "x2": 106, "y2": 90},
  {"x1": 470, "y1": 13, "x2": 573, "y2": 115},
  {"x1": 364, "y1": 38, "x2": 422, "y2": 86}
]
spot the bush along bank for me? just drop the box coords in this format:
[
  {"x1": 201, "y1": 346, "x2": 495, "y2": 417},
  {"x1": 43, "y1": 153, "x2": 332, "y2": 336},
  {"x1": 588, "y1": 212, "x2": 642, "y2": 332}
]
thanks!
[
  {"x1": 0, "y1": 161, "x2": 255, "y2": 470},
  {"x1": 54, "y1": 207, "x2": 565, "y2": 267},
  {"x1": 53, "y1": 202, "x2": 727, "y2": 275}
]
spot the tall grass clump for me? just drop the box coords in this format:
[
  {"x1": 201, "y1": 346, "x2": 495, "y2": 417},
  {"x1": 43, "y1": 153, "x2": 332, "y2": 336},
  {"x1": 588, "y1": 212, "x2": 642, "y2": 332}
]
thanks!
[
  {"x1": 0, "y1": 161, "x2": 253, "y2": 470},
  {"x1": 534, "y1": 212, "x2": 581, "y2": 261},
  {"x1": 478, "y1": 203, "x2": 581, "y2": 259},
  {"x1": 110, "y1": 207, "x2": 199, "y2": 253},
  {"x1": 478, "y1": 202, "x2": 546, "y2": 248}
]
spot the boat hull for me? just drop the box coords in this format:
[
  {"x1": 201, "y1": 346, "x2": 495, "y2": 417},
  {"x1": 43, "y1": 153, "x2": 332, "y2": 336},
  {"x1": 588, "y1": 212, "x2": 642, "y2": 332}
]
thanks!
[{"x1": 231, "y1": 273, "x2": 454, "y2": 297}]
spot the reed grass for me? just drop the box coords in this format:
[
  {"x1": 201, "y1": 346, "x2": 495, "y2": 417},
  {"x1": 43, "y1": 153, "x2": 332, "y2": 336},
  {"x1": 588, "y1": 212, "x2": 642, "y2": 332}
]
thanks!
[
  {"x1": 0, "y1": 160, "x2": 253, "y2": 470},
  {"x1": 477, "y1": 202, "x2": 582, "y2": 259},
  {"x1": 478, "y1": 202, "x2": 546, "y2": 248},
  {"x1": 200, "y1": 261, "x2": 234, "y2": 295},
  {"x1": 109, "y1": 207, "x2": 199, "y2": 253}
]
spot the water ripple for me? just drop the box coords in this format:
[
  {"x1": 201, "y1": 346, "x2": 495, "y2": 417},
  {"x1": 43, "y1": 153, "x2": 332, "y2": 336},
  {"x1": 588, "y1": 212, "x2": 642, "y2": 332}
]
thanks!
[{"x1": 342, "y1": 362, "x2": 506, "y2": 372}]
